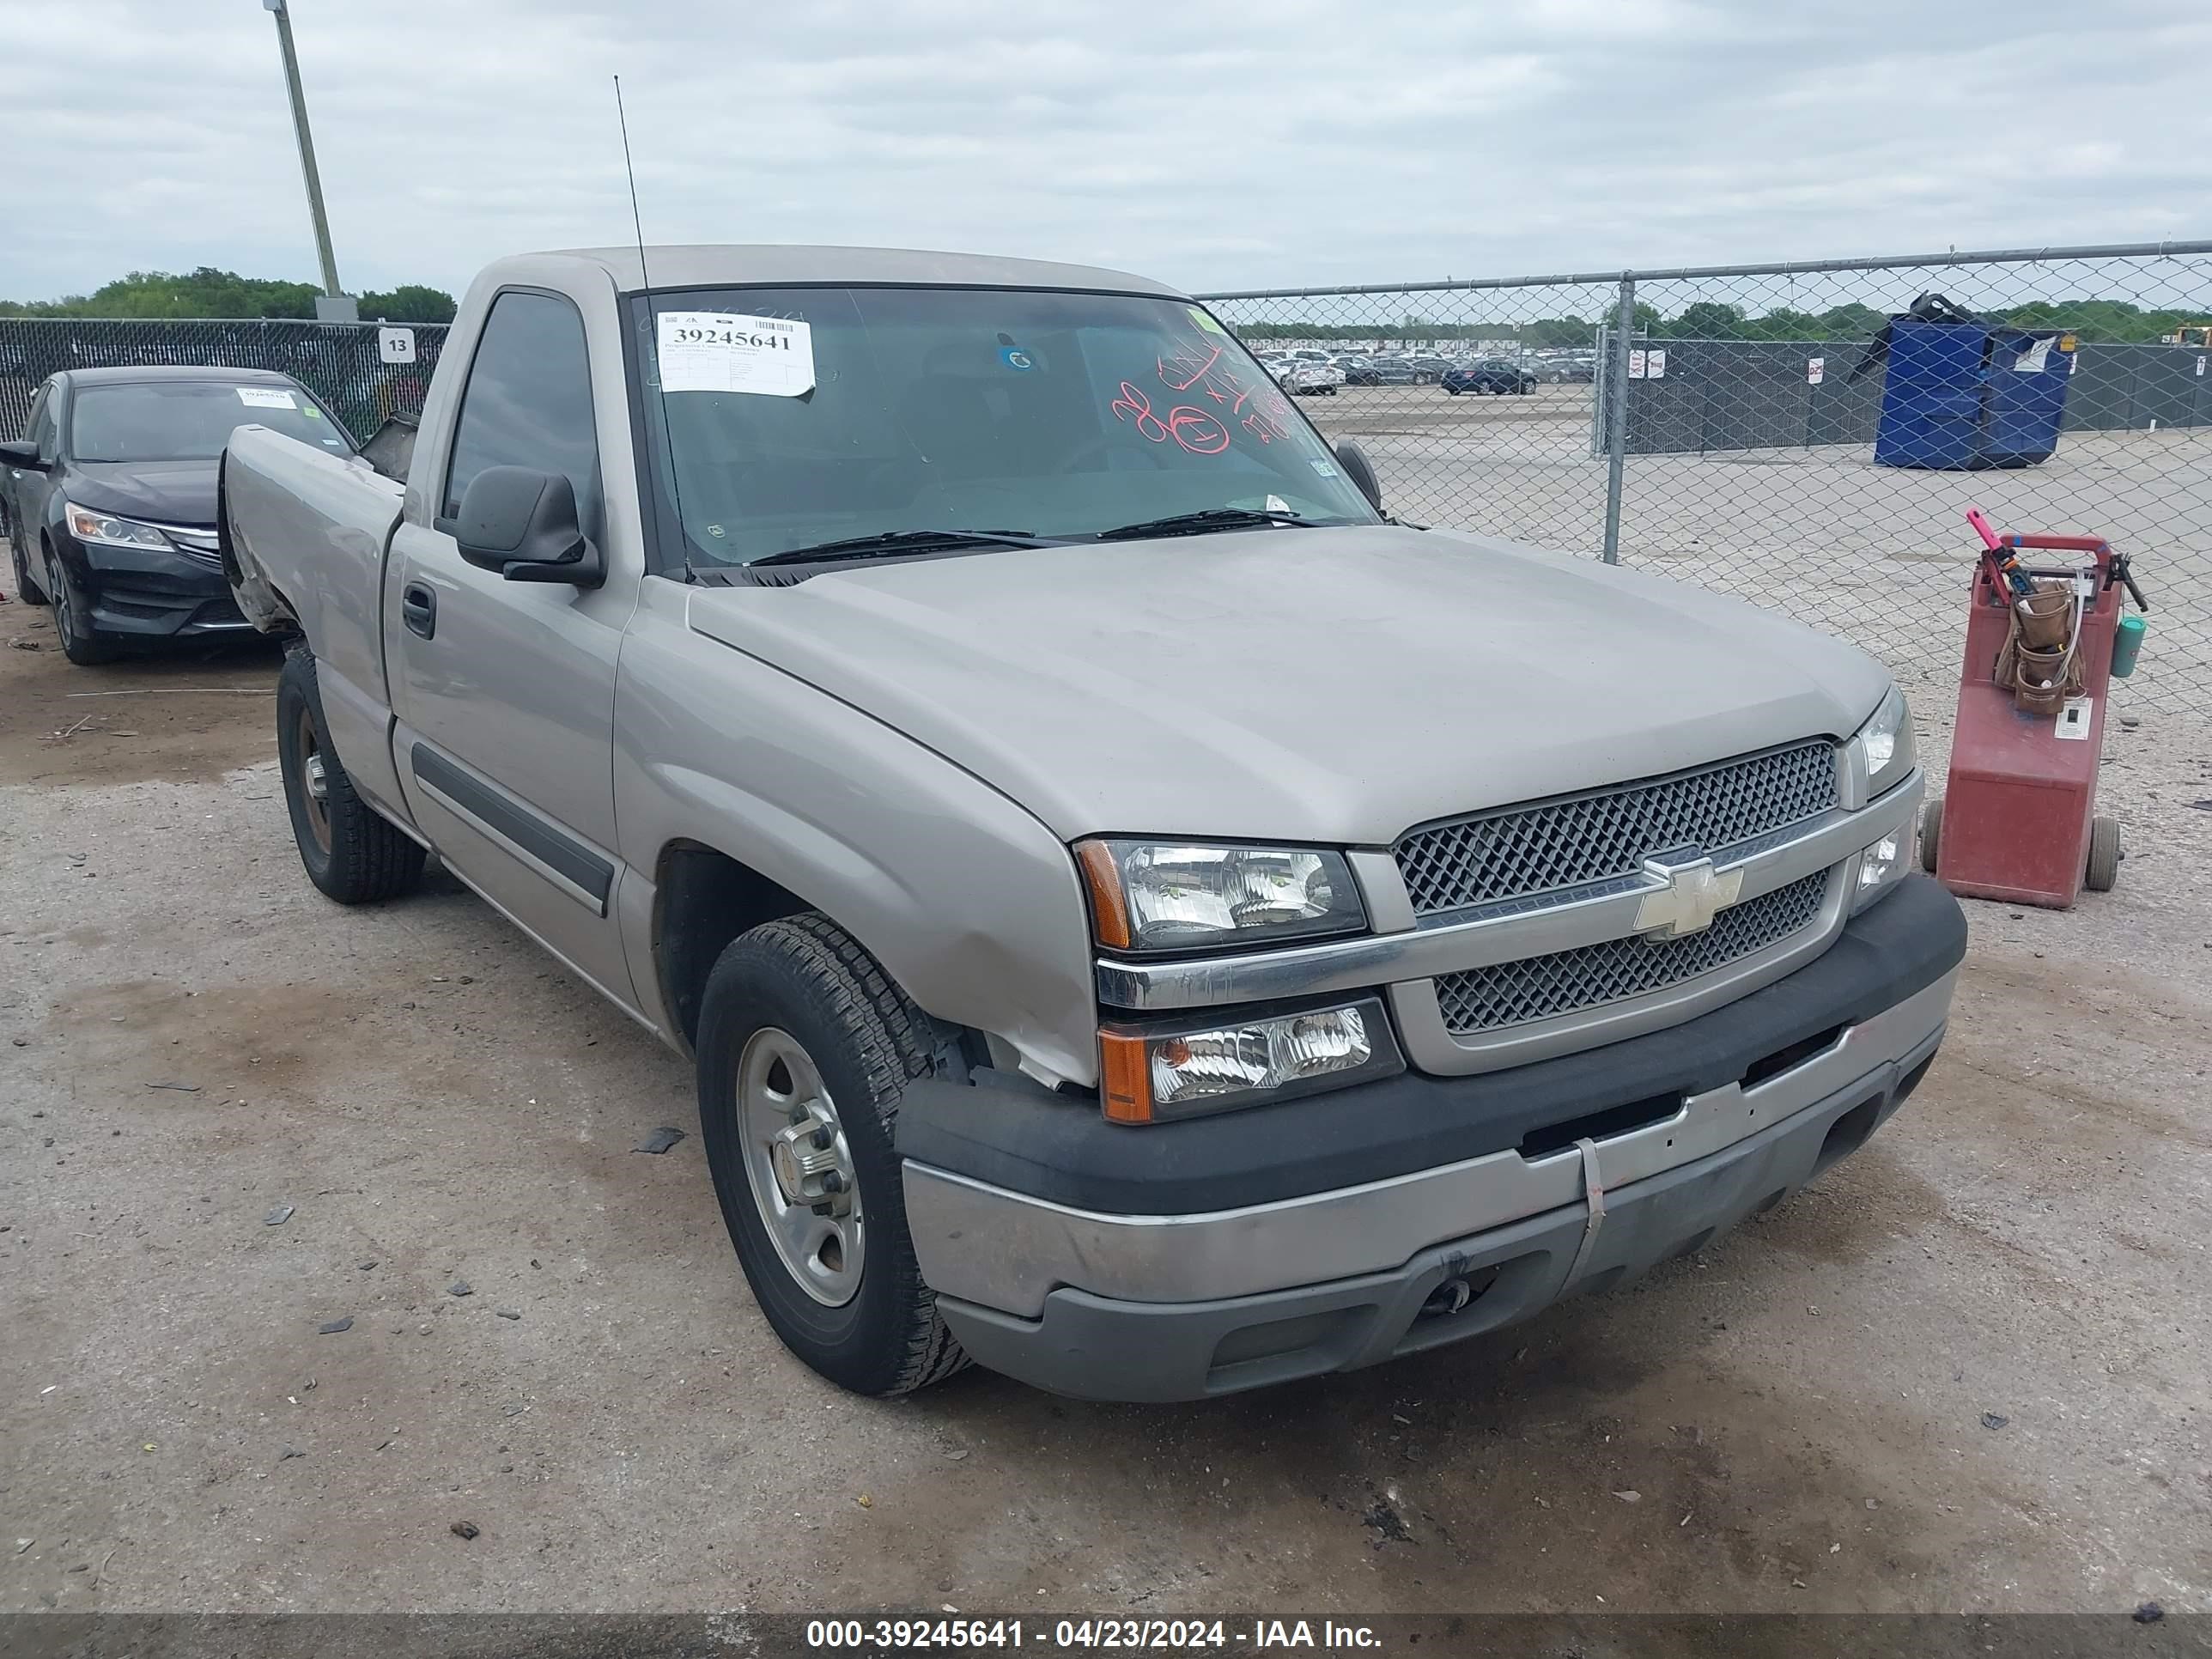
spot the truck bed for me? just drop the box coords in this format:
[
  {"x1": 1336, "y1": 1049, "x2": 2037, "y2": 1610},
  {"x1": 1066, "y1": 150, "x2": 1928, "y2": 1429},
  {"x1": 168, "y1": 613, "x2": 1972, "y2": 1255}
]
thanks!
[{"x1": 222, "y1": 425, "x2": 412, "y2": 827}]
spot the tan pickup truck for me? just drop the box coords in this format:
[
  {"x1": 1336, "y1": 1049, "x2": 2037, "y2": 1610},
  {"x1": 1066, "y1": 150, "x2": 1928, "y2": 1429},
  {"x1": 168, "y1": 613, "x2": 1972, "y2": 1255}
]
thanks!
[{"x1": 221, "y1": 244, "x2": 1962, "y2": 1401}]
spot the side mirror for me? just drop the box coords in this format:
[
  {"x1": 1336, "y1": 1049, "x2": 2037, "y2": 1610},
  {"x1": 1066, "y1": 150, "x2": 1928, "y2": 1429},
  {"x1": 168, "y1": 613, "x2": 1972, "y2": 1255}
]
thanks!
[
  {"x1": 0, "y1": 439, "x2": 46, "y2": 471},
  {"x1": 1334, "y1": 441, "x2": 1382, "y2": 513},
  {"x1": 452, "y1": 465, "x2": 604, "y2": 586}
]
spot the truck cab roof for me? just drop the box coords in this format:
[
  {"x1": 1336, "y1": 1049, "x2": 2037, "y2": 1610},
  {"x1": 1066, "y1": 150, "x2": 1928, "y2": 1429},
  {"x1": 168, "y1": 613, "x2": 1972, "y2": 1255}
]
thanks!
[{"x1": 528, "y1": 245, "x2": 1183, "y2": 300}]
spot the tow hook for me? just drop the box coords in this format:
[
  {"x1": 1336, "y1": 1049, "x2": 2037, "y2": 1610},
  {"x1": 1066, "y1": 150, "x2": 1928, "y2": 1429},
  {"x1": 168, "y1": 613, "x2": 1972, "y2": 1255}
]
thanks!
[{"x1": 1420, "y1": 1276, "x2": 1476, "y2": 1319}]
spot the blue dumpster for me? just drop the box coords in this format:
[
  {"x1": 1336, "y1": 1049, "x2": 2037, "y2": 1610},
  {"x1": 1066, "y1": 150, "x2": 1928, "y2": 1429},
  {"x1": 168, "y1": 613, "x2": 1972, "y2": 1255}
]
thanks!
[{"x1": 1873, "y1": 318, "x2": 2073, "y2": 469}]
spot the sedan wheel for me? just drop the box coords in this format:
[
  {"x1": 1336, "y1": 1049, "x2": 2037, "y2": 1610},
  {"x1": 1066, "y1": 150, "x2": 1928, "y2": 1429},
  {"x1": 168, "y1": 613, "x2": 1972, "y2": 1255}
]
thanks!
[{"x1": 47, "y1": 545, "x2": 117, "y2": 664}]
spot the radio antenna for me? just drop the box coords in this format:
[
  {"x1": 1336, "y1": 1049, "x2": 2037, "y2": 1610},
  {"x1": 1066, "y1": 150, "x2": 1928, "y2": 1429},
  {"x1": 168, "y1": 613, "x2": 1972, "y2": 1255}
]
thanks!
[{"x1": 615, "y1": 75, "x2": 694, "y2": 581}]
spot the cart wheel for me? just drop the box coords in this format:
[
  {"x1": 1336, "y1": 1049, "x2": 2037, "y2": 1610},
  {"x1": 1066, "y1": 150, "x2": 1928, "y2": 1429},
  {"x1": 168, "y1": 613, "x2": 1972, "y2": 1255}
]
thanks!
[
  {"x1": 2085, "y1": 815, "x2": 2121, "y2": 892},
  {"x1": 1919, "y1": 797, "x2": 1942, "y2": 873}
]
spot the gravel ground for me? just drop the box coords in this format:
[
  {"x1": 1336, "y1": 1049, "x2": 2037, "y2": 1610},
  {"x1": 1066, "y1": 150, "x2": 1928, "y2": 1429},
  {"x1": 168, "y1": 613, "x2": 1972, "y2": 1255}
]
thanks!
[{"x1": 1, "y1": 576, "x2": 2209, "y2": 1618}]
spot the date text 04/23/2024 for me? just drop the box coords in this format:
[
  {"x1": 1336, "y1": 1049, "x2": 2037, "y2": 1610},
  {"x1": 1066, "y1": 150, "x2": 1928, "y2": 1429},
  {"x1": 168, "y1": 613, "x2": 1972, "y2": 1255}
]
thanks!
[{"x1": 804, "y1": 1620, "x2": 1383, "y2": 1650}]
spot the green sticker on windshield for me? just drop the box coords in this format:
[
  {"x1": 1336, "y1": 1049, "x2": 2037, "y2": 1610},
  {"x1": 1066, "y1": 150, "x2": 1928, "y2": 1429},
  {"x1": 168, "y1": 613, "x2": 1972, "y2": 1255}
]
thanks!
[
  {"x1": 303, "y1": 406, "x2": 324, "y2": 419},
  {"x1": 1188, "y1": 307, "x2": 1229, "y2": 337}
]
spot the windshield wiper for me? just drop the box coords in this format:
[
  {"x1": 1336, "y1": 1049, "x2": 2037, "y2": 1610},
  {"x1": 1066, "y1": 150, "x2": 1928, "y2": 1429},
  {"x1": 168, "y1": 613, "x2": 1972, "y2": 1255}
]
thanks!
[
  {"x1": 1091, "y1": 507, "x2": 1316, "y2": 542},
  {"x1": 749, "y1": 528, "x2": 1064, "y2": 568}
]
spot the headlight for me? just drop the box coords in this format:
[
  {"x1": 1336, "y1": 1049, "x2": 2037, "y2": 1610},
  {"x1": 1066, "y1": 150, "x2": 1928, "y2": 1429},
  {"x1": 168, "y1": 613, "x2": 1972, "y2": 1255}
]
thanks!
[
  {"x1": 65, "y1": 501, "x2": 172, "y2": 551},
  {"x1": 1076, "y1": 839, "x2": 1366, "y2": 954},
  {"x1": 1855, "y1": 684, "x2": 1917, "y2": 798},
  {"x1": 1099, "y1": 997, "x2": 1402, "y2": 1122},
  {"x1": 1851, "y1": 830, "x2": 1908, "y2": 914}
]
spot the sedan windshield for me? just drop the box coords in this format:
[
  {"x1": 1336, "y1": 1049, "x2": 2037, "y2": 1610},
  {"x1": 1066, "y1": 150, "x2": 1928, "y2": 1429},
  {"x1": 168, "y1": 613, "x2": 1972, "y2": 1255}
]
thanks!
[
  {"x1": 632, "y1": 287, "x2": 1378, "y2": 568},
  {"x1": 70, "y1": 381, "x2": 353, "y2": 463}
]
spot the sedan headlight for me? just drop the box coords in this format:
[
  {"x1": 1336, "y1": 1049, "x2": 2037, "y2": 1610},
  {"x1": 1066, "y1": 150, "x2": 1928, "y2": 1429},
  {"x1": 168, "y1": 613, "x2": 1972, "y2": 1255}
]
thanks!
[
  {"x1": 1855, "y1": 684, "x2": 1917, "y2": 798},
  {"x1": 1076, "y1": 839, "x2": 1366, "y2": 953},
  {"x1": 65, "y1": 501, "x2": 173, "y2": 551}
]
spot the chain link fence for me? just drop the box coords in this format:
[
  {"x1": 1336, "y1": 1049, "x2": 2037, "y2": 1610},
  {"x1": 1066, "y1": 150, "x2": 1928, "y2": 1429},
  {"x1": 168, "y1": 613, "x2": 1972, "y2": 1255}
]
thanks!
[
  {"x1": 0, "y1": 317, "x2": 452, "y2": 443},
  {"x1": 1198, "y1": 241, "x2": 2212, "y2": 717}
]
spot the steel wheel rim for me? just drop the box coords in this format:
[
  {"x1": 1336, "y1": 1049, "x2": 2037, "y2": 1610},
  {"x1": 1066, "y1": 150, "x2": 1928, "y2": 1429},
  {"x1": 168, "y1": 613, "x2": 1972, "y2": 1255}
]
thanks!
[
  {"x1": 293, "y1": 706, "x2": 332, "y2": 854},
  {"x1": 736, "y1": 1026, "x2": 863, "y2": 1307}
]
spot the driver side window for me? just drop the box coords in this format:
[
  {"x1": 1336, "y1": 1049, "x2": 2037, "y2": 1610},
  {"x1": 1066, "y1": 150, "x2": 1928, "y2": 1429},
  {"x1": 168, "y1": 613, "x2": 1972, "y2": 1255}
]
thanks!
[
  {"x1": 24, "y1": 384, "x2": 55, "y2": 460},
  {"x1": 441, "y1": 291, "x2": 601, "y2": 537}
]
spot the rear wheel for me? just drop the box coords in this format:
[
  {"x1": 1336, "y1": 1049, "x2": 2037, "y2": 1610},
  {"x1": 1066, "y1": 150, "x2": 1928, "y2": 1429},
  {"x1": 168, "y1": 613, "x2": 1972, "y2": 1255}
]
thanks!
[
  {"x1": 2085, "y1": 815, "x2": 2120, "y2": 892},
  {"x1": 6, "y1": 511, "x2": 47, "y2": 604},
  {"x1": 46, "y1": 544, "x2": 116, "y2": 664},
  {"x1": 696, "y1": 914, "x2": 969, "y2": 1396},
  {"x1": 1443, "y1": 385, "x2": 1461, "y2": 396},
  {"x1": 276, "y1": 650, "x2": 425, "y2": 902}
]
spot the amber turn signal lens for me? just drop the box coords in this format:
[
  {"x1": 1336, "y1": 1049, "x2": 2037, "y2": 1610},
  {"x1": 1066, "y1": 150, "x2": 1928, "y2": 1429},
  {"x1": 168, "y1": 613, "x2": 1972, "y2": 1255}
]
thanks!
[
  {"x1": 1076, "y1": 840, "x2": 1133, "y2": 950},
  {"x1": 1098, "y1": 1030, "x2": 1152, "y2": 1123}
]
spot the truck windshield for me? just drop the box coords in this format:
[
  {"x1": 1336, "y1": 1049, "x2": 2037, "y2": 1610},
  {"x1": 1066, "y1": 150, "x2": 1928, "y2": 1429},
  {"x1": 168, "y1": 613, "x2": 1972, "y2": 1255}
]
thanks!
[
  {"x1": 631, "y1": 287, "x2": 1378, "y2": 568},
  {"x1": 70, "y1": 381, "x2": 352, "y2": 464}
]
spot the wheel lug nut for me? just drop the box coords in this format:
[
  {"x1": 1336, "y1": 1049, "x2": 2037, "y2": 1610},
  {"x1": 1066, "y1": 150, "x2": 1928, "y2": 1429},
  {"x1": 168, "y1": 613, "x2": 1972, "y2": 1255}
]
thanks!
[
  {"x1": 819, "y1": 1171, "x2": 845, "y2": 1194},
  {"x1": 811, "y1": 1127, "x2": 832, "y2": 1151}
]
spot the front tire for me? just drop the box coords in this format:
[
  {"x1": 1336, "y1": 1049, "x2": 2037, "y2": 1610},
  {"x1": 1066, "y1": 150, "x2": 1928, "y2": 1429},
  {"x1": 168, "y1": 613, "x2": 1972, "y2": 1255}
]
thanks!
[
  {"x1": 276, "y1": 649, "x2": 425, "y2": 902},
  {"x1": 46, "y1": 544, "x2": 116, "y2": 664},
  {"x1": 696, "y1": 915, "x2": 969, "y2": 1396}
]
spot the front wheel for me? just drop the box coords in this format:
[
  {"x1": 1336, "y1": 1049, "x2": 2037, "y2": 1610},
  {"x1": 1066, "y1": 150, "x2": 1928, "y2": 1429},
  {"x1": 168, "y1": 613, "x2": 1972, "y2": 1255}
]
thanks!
[
  {"x1": 46, "y1": 544, "x2": 116, "y2": 664},
  {"x1": 696, "y1": 914, "x2": 969, "y2": 1396},
  {"x1": 276, "y1": 650, "x2": 425, "y2": 902}
]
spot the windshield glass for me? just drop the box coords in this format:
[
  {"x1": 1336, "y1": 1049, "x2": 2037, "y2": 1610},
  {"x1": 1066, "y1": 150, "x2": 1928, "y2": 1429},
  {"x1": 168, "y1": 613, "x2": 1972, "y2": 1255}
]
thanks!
[
  {"x1": 70, "y1": 381, "x2": 353, "y2": 463},
  {"x1": 631, "y1": 286, "x2": 1377, "y2": 567}
]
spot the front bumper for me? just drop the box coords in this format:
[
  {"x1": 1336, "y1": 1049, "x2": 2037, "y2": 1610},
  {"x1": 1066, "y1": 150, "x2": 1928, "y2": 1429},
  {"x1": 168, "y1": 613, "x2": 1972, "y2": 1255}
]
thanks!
[
  {"x1": 899, "y1": 875, "x2": 1964, "y2": 1401},
  {"x1": 71, "y1": 535, "x2": 249, "y2": 638}
]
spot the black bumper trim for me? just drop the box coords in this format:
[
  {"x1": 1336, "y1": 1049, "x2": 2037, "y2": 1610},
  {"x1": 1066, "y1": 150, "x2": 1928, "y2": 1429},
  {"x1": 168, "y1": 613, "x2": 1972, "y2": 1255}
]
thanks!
[{"x1": 896, "y1": 874, "x2": 1965, "y2": 1215}]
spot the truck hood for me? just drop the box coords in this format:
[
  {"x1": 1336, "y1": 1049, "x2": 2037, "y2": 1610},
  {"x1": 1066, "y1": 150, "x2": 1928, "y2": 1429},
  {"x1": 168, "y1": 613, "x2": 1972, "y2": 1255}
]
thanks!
[
  {"x1": 685, "y1": 526, "x2": 1892, "y2": 846},
  {"x1": 67, "y1": 459, "x2": 219, "y2": 527}
]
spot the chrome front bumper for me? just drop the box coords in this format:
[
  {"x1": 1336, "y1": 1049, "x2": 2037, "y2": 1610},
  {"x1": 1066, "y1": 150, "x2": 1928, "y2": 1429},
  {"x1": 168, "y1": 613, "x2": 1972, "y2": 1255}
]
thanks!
[{"x1": 905, "y1": 968, "x2": 1954, "y2": 1322}]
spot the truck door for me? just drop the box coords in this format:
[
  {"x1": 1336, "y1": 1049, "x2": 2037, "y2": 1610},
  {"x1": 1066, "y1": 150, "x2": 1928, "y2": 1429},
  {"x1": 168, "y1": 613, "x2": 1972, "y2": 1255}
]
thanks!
[{"x1": 386, "y1": 289, "x2": 640, "y2": 1012}]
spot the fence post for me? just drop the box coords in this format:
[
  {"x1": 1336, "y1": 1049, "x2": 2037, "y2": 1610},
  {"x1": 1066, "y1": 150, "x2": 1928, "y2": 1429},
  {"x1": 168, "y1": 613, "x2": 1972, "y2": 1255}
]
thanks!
[{"x1": 1601, "y1": 275, "x2": 1636, "y2": 564}]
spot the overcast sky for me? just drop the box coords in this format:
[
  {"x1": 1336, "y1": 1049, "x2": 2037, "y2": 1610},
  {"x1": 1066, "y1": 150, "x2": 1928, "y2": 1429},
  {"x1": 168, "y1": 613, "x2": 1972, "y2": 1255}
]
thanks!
[{"x1": 3, "y1": 0, "x2": 2206, "y2": 304}]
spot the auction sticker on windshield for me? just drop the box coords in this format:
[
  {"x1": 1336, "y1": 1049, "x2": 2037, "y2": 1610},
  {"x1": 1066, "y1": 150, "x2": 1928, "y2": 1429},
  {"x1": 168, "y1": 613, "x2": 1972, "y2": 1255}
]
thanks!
[
  {"x1": 237, "y1": 387, "x2": 297, "y2": 409},
  {"x1": 658, "y1": 311, "x2": 815, "y2": 398}
]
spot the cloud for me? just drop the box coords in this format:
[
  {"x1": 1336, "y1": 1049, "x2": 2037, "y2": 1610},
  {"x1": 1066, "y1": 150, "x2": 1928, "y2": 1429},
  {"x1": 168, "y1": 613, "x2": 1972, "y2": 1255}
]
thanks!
[{"x1": 0, "y1": 0, "x2": 2203, "y2": 305}]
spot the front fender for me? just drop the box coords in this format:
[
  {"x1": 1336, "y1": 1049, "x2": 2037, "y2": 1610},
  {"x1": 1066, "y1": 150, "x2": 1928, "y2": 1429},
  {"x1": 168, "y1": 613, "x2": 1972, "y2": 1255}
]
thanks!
[{"x1": 611, "y1": 581, "x2": 1099, "y2": 1087}]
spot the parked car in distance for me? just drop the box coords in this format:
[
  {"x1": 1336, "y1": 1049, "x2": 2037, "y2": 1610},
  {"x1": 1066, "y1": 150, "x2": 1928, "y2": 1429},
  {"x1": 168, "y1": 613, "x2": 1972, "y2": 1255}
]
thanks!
[
  {"x1": 1540, "y1": 354, "x2": 1596, "y2": 384},
  {"x1": 1340, "y1": 356, "x2": 1418, "y2": 386},
  {"x1": 1279, "y1": 358, "x2": 1346, "y2": 395},
  {"x1": 1401, "y1": 354, "x2": 1454, "y2": 383},
  {"x1": 1442, "y1": 358, "x2": 1538, "y2": 395},
  {"x1": 221, "y1": 242, "x2": 1959, "y2": 1404},
  {"x1": 0, "y1": 366, "x2": 353, "y2": 663}
]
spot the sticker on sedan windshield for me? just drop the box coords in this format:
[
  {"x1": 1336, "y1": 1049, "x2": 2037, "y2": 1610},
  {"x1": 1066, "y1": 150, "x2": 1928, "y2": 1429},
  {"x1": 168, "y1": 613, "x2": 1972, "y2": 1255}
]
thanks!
[
  {"x1": 237, "y1": 387, "x2": 297, "y2": 409},
  {"x1": 657, "y1": 311, "x2": 816, "y2": 398}
]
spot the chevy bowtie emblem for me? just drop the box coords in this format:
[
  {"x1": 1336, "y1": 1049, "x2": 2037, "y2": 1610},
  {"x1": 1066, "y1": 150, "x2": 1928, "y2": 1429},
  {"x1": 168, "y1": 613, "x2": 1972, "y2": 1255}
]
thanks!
[{"x1": 1633, "y1": 853, "x2": 1743, "y2": 939}]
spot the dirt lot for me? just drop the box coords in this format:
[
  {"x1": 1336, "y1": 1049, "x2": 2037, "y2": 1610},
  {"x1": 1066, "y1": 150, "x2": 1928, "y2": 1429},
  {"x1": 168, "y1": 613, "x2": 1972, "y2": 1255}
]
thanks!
[{"x1": 2, "y1": 582, "x2": 2209, "y2": 1618}]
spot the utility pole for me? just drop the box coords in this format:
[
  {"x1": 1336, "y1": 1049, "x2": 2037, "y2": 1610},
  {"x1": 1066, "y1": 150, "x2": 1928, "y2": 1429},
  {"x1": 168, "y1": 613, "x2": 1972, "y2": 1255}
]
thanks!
[{"x1": 262, "y1": 0, "x2": 351, "y2": 316}]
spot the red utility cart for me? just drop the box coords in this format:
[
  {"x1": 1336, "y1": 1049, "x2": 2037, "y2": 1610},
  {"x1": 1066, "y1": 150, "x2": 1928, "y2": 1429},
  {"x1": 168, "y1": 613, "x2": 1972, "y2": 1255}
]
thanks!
[{"x1": 1921, "y1": 532, "x2": 2130, "y2": 908}]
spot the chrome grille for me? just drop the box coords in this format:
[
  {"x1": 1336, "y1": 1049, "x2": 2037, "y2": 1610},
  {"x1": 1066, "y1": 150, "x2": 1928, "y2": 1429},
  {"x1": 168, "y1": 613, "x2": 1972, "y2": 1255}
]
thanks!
[
  {"x1": 1395, "y1": 741, "x2": 1838, "y2": 919},
  {"x1": 1432, "y1": 870, "x2": 1830, "y2": 1036}
]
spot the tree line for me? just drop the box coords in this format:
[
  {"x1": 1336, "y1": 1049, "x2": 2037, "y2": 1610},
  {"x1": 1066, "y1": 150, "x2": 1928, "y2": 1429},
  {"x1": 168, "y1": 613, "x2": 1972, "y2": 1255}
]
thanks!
[
  {"x1": 0, "y1": 268, "x2": 457, "y2": 324},
  {"x1": 1232, "y1": 298, "x2": 2204, "y2": 348}
]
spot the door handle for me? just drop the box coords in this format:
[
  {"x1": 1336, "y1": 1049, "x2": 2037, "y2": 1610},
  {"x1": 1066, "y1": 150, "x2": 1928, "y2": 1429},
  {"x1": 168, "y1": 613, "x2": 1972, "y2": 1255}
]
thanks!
[{"x1": 401, "y1": 580, "x2": 437, "y2": 639}]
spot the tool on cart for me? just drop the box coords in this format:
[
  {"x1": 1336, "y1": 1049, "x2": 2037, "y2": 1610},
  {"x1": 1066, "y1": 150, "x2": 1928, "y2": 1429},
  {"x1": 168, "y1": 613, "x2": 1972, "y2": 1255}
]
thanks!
[{"x1": 1921, "y1": 511, "x2": 2154, "y2": 909}]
